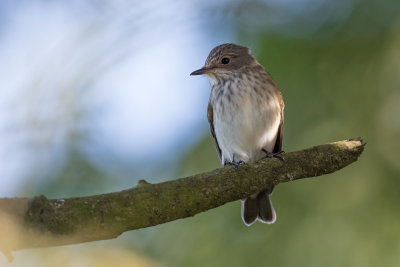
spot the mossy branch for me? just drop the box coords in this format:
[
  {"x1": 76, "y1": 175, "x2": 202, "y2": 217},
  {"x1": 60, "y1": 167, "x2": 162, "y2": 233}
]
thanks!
[{"x1": 0, "y1": 138, "x2": 365, "y2": 260}]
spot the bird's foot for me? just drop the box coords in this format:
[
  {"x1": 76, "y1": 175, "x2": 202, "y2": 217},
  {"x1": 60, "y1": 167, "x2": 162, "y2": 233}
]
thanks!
[
  {"x1": 225, "y1": 159, "x2": 244, "y2": 168},
  {"x1": 262, "y1": 149, "x2": 286, "y2": 161}
]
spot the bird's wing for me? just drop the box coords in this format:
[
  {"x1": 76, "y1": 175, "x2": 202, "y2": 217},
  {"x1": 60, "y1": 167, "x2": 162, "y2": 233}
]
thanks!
[
  {"x1": 207, "y1": 101, "x2": 222, "y2": 161},
  {"x1": 273, "y1": 91, "x2": 284, "y2": 153}
]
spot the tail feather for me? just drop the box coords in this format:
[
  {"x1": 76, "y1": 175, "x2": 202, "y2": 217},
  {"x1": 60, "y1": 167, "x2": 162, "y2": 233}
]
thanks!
[
  {"x1": 242, "y1": 197, "x2": 258, "y2": 226},
  {"x1": 241, "y1": 189, "x2": 276, "y2": 226},
  {"x1": 257, "y1": 192, "x2": 276, "y2": 224}
]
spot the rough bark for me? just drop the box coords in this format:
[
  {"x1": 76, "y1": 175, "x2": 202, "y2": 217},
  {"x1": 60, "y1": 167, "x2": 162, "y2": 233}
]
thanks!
[{"x1": 0, "y1": 138, "x2": 365, "y2": 261}]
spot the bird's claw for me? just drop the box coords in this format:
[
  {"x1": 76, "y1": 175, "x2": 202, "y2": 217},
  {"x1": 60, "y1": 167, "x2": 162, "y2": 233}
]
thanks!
[
  {"x1": 262, "y1": 149, "x2": 286, "y2": 161},
  {"x1": 226, "y1": 159, "x2": 244, "y2": 168}
]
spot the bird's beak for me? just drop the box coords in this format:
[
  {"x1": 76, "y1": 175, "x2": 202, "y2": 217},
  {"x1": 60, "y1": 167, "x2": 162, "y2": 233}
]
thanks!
[{"x1": 190, "y1": 66, "x2": 212, "y2": 76}]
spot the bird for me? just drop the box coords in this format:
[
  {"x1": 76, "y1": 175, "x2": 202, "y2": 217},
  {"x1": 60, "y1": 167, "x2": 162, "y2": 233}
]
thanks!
[{"x1": 190, "y1": 43, "x2": 285, "y2": 226}]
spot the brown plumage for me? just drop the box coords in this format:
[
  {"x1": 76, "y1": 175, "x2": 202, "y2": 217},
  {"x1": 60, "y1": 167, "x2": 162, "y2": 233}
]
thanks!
[{"x1": 191, "y1": 43, "x2": 284, "y2": 226}]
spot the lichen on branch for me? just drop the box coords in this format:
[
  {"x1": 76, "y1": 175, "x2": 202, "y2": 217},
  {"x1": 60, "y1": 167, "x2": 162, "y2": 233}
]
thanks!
[{"x1": 0, "y1": 138, "x2": 365, "y2": 260}]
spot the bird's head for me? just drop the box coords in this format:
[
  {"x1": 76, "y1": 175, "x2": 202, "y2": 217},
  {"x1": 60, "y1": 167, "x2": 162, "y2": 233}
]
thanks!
[{"x1": 190, "y1": 43, "x2": 258, "y2": 82}]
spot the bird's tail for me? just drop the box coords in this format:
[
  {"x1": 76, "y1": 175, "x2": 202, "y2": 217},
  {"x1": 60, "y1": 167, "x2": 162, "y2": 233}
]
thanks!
[{"x1": 241, "y1": 188, "x2": 276, "y2": 226}]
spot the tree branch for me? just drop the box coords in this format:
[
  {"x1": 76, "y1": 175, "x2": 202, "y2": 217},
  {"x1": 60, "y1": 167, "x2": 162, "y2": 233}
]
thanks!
[{"x1": 0, "y1": 138, "x2": 365, "y2": 259}]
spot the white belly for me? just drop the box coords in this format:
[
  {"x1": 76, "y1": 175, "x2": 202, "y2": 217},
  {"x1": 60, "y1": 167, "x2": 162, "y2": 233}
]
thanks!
[{"x1": 213, "y1": 92, "x2": 281, "y2": 165}]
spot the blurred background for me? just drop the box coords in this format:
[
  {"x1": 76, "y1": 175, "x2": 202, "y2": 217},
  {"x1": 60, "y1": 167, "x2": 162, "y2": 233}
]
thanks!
[{"x1": 1, "y1": 0, "x2": 400, "y2": 266}]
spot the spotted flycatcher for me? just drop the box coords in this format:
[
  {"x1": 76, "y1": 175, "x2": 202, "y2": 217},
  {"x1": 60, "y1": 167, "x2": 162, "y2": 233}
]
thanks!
[{"x1": 191, "y1": 43, "x2": 285, "y2": 226}]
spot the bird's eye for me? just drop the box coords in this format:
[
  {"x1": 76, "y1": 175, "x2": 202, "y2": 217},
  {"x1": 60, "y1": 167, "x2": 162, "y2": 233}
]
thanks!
[{"x1": 221, "y1": 57, "x2": 230, "y2": 64}]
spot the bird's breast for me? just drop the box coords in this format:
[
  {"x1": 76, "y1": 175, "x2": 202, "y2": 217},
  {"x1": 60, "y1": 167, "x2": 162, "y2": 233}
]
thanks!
[{"x1": 211, "y1": 80, "x2": 281, "y2": 163}]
